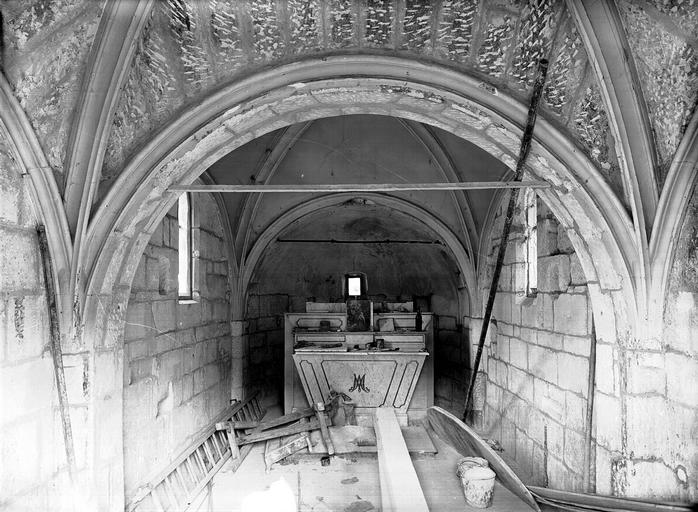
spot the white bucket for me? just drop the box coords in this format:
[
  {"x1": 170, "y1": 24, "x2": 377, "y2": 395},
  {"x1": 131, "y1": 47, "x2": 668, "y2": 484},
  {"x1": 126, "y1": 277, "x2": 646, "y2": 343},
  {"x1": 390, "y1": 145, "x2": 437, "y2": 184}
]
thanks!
[
  {"x1": 456, "y1": 456, "x2": 489, "y2": 478},
  {"x1": 460, "y1": 465, "x2": 496, "y2": 509}
]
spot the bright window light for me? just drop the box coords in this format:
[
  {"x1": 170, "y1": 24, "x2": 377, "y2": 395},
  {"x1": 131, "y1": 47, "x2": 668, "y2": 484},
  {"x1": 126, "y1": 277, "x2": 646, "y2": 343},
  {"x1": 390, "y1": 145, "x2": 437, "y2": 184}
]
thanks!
[
  {"x1": 178, "y1": 193, "x2": 192, "y2": 298},
  {"x1": 348, "y1": 276, "x2": 362, "y2": 296},
  {"x1": 524, "y1": 188, "x2": 538, "y2": 296}
]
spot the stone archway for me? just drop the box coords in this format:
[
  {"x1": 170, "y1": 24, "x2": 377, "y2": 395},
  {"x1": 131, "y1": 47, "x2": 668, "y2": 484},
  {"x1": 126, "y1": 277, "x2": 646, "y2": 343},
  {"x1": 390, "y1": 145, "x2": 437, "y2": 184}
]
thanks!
[
  {"x1": 241, "y1": 192, "x2": 477, "y2": 320},
  {"x1": 77, "y1": 56, "x2": 640, "y2": 505}
]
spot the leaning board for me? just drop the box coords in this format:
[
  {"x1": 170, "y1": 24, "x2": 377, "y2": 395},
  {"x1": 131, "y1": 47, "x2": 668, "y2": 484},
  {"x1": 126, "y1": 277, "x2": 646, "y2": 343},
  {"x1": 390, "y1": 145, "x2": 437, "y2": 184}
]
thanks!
[{"x1": 427, "y1": 406, "x2": 540, "y2": 512}]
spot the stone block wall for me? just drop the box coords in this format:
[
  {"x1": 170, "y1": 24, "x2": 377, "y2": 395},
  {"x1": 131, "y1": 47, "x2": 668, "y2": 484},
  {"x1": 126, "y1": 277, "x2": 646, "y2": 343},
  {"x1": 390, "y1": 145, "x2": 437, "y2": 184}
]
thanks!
[
  {"x1": 650, "y1": 182, "x2": 698, "y2": 501},
  {"x1": 0, "y1": 146, "x2": 73, "y2": 509},
  {"x1": 123, "y1": 194, "x2": 232, "y2": 499},
  {"x1": 434, "y1": 314, "x2": 469, "y2": 414},
  {"x1": 243, "y1": 291, "x2": 290, "y2": 407},
  {"x1": 481, "y1": 198, "x2": 593, "y2": 491},
  {"x1": 245, "y1": 233, "x2": 465, "y2": 412}
]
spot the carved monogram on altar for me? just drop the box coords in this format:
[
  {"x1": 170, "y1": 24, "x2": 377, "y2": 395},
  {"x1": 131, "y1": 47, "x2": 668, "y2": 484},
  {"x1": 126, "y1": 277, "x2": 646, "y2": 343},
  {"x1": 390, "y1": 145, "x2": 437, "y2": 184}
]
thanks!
[{"x1": 349, "y1": 373, "x2": 370, "y2": 393}]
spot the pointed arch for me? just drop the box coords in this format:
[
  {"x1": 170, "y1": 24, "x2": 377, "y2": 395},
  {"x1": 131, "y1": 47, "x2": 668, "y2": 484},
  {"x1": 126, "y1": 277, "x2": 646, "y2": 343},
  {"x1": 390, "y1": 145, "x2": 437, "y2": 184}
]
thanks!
[
  {"x1": 239, "y1": 192, "x2": 476, "y2": 318},
  {"x1": 0, "y1": 73, "x2": 72, "y2": 328}
]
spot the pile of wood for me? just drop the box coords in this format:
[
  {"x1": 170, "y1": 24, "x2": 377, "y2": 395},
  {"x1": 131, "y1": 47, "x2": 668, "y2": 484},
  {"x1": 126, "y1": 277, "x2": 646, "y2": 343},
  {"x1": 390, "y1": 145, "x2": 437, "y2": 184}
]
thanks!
[{"x1": 216, "y1": 400, "x2": 336, "y2": 471}]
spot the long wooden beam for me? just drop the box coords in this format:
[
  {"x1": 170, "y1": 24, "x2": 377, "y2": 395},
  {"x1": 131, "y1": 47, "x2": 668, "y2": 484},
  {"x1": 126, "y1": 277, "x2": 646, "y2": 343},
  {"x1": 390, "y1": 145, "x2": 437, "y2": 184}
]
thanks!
[
  {"x1": 463, "y1": 59, "x2": 549, "y2": 421},
  {"x1": 37, "y1": 225, "x2": 76, "y2": 481},
  {"x1": 169, "y1": 181, "x2": 550, "y2": 193},
  {"x1": 375, "y1": 408, "x2": 429, "y2": 512}
]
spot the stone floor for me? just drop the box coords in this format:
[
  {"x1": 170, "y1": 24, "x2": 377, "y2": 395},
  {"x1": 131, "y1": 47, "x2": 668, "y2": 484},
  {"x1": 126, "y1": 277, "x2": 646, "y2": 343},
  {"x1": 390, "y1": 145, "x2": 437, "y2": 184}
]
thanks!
[{"x1": 209, "y1": 424, "x2": 531, "y2": 511}]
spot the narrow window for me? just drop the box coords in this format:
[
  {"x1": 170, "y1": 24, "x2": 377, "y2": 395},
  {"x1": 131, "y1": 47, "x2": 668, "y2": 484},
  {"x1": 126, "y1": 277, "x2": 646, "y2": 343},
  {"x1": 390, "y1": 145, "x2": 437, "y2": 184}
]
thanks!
[
  {"x1": 524, "y1": 188, "x2": 538, "y2": 297},
  {"x1": 344, "y1": 272, "x2": 367, "y2": 298},
  {"x1": 347, "y1": 276, "x2": 362, "y2": 296},
  {"x1": 178, "y1": 193, "x2": 193, "y2": 299}
]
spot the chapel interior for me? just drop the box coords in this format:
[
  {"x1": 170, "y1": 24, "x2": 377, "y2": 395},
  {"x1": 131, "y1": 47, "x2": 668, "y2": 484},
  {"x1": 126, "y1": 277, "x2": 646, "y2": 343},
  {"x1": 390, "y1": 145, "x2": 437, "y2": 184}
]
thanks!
[{"x1": 0, "y1": 1, "x2": 697, "y2": 511}]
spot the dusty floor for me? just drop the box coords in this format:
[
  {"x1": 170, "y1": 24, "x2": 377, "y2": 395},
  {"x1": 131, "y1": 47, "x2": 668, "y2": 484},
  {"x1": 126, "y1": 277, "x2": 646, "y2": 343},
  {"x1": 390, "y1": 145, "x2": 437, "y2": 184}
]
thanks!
[{"x1": 209, "y1": 426, "x2": 531, "y2": 512}]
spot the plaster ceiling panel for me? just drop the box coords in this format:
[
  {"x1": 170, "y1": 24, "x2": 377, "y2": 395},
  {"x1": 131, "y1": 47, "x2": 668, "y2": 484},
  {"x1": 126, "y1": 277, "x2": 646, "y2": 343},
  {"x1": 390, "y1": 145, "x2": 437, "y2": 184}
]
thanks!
[
  {"x1": 251, "y1": 203, "x2": 461, "y2": 315},
  {"x1": 244, "y1": 115, "x2": 472, "y2": 256},
  {"x1": 429, "y1": 126, "x2": 511, "y2": 233},
  {"x1": 2, "y1": 0, "x2": 105, "y2": 193},
  {"x1": 401, "y1": 0, "x2": 436, "y2": 53},
  {"x1": 617, "y1": 0, "x2": 698, "y2": 188},
  {"x1": 433, "y1": 0, "x2": 479, "y2": 61},
  {"x1": 284, "y1": 202, "x2": 435, "y2": 242},
  {"x1": 97, "y1": 0, "x2": 624, "y2": 212},
  {"x1": 101, "y1": 0, "x2": 201, "y2": 194},
  {"x1": 571, "y1": 79, "x2": 626, "y2": 204},
  {"x1": 363, "y1": 0, "x2": 394, "y2": 47},
  {"x1": 207, "y1": 130, "x2": 282, "y2": 240}
]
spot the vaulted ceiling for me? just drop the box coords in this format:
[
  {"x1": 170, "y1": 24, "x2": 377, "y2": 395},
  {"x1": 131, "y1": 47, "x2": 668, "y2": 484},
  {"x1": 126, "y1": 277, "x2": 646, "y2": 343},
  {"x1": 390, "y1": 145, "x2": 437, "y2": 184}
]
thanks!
[
  {"x1": 206, "y1": 115, "x2": 507, "y2": 269},
  {"x1": 1, "y1": 0, "x2": 697, "y2": 311}
]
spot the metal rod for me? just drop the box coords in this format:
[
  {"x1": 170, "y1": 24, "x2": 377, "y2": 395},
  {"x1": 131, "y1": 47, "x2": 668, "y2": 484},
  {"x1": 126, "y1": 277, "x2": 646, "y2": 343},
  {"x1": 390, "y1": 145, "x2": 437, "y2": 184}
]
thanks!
[
  {"x1": 38, "y1": 225, "x2": 77, "y2": 480},
  {"x1": 276, "y1": 238, "x2": 443, "y2": 245},
  {"x1": 583, "y1": 317, "x2": 597, "y2": 493},
  {"x1": 169, "y1": 181, "x2": 550, "y2": 193},
  {"x1": 462, "y1": 59, "x2": 549, "y2": 422}
]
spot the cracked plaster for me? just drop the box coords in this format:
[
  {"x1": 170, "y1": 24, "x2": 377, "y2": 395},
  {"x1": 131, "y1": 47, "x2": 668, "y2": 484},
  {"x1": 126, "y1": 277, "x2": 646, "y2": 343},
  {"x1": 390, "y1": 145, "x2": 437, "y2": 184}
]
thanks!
[{"x1": 100, "y1": 0, "x2": 625, "y2": 211}]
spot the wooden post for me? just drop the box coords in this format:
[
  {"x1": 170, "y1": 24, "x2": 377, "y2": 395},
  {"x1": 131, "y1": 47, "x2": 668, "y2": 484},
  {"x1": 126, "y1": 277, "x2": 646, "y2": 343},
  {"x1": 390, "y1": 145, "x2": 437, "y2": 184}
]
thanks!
[
  {"x1": 462, "y1": 59, "x2": 549, "y2": 422},
  {"x1": 37, "y1": 225, "x2": 77, "y2": 480},
  {"x1": 314, "y1": 402, "x2": 334, "y2": 456},
  {"x1": 375, "y1": 408, "x2": 429, "y2": 512},
  {"x1": 583, "y1": 318, "x2": 597, "y2": 492}
]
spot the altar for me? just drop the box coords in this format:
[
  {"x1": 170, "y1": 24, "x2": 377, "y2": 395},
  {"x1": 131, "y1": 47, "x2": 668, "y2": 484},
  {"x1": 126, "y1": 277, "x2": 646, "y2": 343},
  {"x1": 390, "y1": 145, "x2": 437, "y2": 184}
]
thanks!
[{"x1": 284, "y1": 307, "x2": 433, "y2": 424}]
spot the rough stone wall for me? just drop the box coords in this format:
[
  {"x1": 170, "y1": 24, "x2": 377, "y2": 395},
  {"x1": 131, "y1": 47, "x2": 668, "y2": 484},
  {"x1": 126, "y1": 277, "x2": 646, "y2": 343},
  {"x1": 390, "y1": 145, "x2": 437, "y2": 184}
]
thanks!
[
  {"x1": 434, "y1": 314, "x2": 469, "y2": 415},
  {"x1": 2, "y1": 0, "x2": 105, "y2": 190},
  {"x1": 0, "y1": 140, "x2": 73, "y2": 508},
  {"x1": 243, "y1": 291, "x2": 290, "y2": 407},
  {"x1": 122, "y1": 194, "x2": 232, "y2": 499},
  {"x1": 246, "y1": 219, "x2": 464, "y2": 411},
  {"x1": 650, "y1": 181, "x2": 698, "y2": 501},
  {"x1": 102, "y1": 0, "x2": 624, "y2": 207},
  {"x1": 617, "y1": 0, "x2": 698, "y2": 186},
  {"x1": 482, "y1": 197, "x2": 593, "y2": 491}
]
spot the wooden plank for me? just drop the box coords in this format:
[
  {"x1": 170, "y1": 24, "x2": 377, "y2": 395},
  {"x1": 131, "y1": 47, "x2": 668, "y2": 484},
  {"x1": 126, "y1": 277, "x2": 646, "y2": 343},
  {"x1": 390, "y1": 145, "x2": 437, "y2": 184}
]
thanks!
[
  {"x1": 192, "y1": 448, "x2": 206, "y2": 474},
  {"x1": 237, "y1": 418, "x2": 321, "y2": 445},
  {"x1": 185, "y1": 447, "x2": 232, "y2": 507},
  {"x1": 300, "y1": 417, "x2": 313, "y2": 451},
  {"x1": 302, "y1": 425, "x2": 437, "y2": 455},
  {"x1": 128, "y1": 394, "x2": 260, "y2": 509},
  {"x1": 183, "y1": 457, "x2": 198, "y2": 485},
  {"x1": 253, "y1": 407, "x2": 315, "y2": 432},
  {"x1": 202, "y1": 439, "x2": 216, "y2": 468},
  {"x1": 37, "y1": 225, "x2": 76, "y2": 480},
  {"x1": 224, "y1": 419, "x2": 260, "y2": 430},
  {"x1": 374, "y1": 408, "x2": 429, "y2": 512},
  {"x1": 229, "y1": 391, "x2": 259, "y2": 417},
  {"x1": 528, "y1": 486, "x2": 693, "y2": 512},
  {"x1": 211, "y1": 434, "x2": 225, "y2": 460},
  {"x1": 427, "y1": 406, "x2": 540, "y2": 512},
  {"x1": 170, "y1": 181, "x2": 550, "y2": 193},
  {"x1": 314, "y1": 403, "x2": 335, "y2": 456},
  {"x1": 264, "y1": 433, "x2": 310, "y2": 470},
  {"x1": 224, "y1": 423, "x2": 240, "y2": 460}
]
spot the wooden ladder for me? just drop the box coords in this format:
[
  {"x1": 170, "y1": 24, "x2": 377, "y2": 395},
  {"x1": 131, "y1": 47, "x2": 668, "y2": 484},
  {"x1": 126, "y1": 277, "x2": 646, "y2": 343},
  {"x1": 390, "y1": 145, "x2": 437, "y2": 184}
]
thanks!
[{"x1": 127, "y1": 392, "x2": 265, "y2": 512}]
